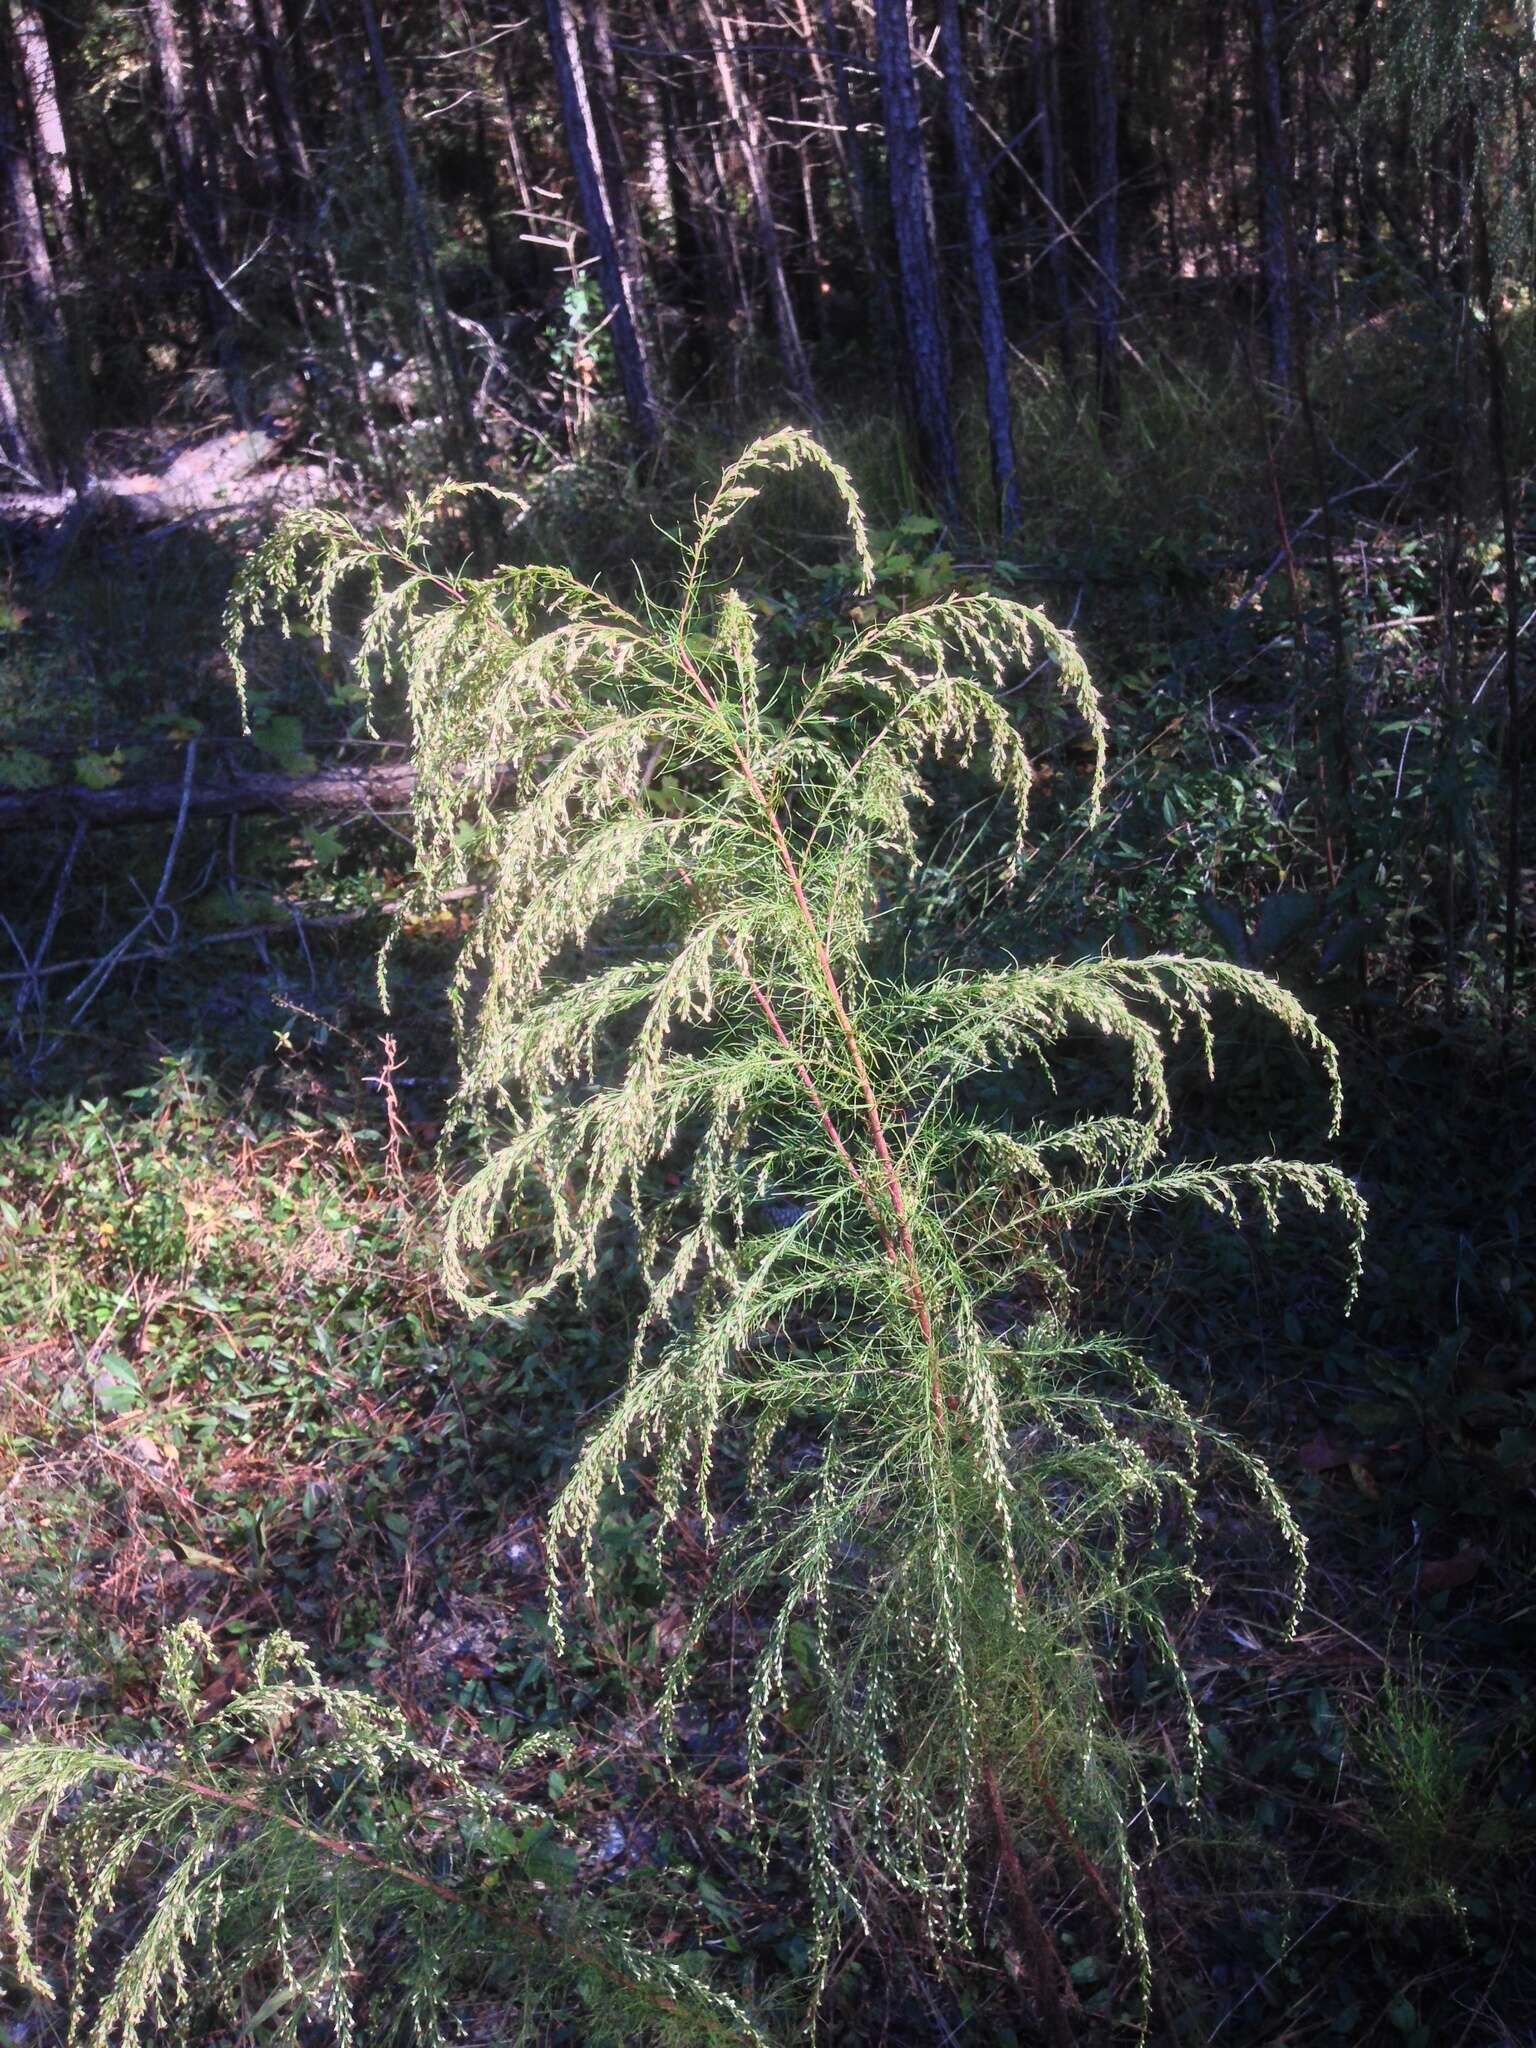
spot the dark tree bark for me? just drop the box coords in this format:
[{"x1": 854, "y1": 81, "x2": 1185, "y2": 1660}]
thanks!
[
  {"x1": 1032, "y1": 0, "x2": 1074, "y2": 375},
  {"x1": 248, "y1": 0, "x2": 307, "y2": 188},
  {"x1": 582, "y1": 0, "x2": 648, "y2": 294},
  {"x1": 183, "y1": 0, "x2": 230, "y2": 251},
  {"x1": 544, "y1": 0, "x2": 660, "y2": 440},
  {"x1": 248, "y1": 0, "x2": 382, "y2": 464},
  {"x1": 709, "y1": 1, "x2": 817, "y2": 414},
  {"x1": 813, "y1": 0, "x2": 898, "y2": 347},
  {"x1": 665, "y1": 72, "x2": 751, "y2": 399},
  {"x1": 144, "y1": 0, "x2": 248, "y2": 420},
  {"x1": 1252, "y1": 0, "x2": 1294, "y2": 395},
  {"x1": 490, "y1": 23, "x2": 541, "y2": 238},
  {"x1": 1085, "y1": 0, "x2": 1121, "y2": 431},
  {"x1": 873, "y1": 0, "x2": 958, "y2": 514},
  {"x1": 0, "y1": 16, "x2": 81, "y2": 487},
  {"x1": 1472, "y1": 178, "x2": 1524, "y2": 1037},
  {"x1": 7, "y1": 0, "x2": 78, "y2": 259},
  {"x1": 936, "y1": 0, "x2": 1019, "y2": 537},
  {"x1": 357, "y1": 0, "x2": 485, "y2": 479}
]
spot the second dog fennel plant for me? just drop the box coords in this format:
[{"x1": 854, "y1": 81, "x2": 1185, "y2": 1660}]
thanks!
[{"x1": 232, "y1": 430, "x2": 1367, "y2": 2013}]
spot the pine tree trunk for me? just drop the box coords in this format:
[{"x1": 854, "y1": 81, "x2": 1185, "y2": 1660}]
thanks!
[
  {"x1": 814, "y1": 0, "x2": 898, "y2": 347},
  {"x1": 936, "y1": 0, "x2": 1019, "y2": 537},
  {"x1": 221, "y1": 0, "x2": 266, "y2": 158},
  {"x1": 709, "y1": 1, "x2": 817, "y2": 415},
  {"x1": 144, "y1": 0, "x2": 248, "y2": 420},
  {"x1": 1086, "y1": 0, "x2": 1121, "y2": 431},
  {"x1": 667, "y1": 86, "x2": 747, "y2": 395},
  {"x1": 248, "y1": 0, "x2": 307, "y2": 189},
  {"x1": 7, "y1": 0, "x2": 79, "y2": 260},
  {"x1": 0, "y1": 20, "x2": 81, "y2": 487},
  {"x1": 249, "y1": 0, "x2": 382, "y2": 464},
  {"x1": 1252, "y1": 0, "x2": 1293, "y2": 397},
  {"x1": 581, "y1": 0, "x2": 648, "y2": 293},
  {"x1": 356, "y1": 0, "x2": 485, "y2": 478},
  {"x1": 544, "y1": 0, "x2": 660, "y2": 440},
  {"x1": 1032, "y1": 0, "x2": 1074, "y2": 376},
  {"x1": 184, "y1": 0, "x2": 231, "y2": 252},
  {"x1": 873, "y1": 0, "x2": 958, "y2": 514},
  {"x1": 491, "y1": 31, "x2": 539, "y2": 234},
  {"x1": 0, "y1": 342, "x2": 38, "y2": 479},
  {"x1": 1472, "y1": 178, "x2": 1524, "y2": 1037}
]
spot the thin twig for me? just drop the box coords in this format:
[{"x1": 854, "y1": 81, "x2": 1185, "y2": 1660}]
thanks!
[
  {"x1": 63, "y1": 741, "x2": 200, "y2": 1027},
  {"x1": 14, "y1": 819, "x2": 87, "y2": 1021}
]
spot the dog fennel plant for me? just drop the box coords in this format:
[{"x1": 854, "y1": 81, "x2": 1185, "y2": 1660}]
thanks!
[
  {"x1": 244, "y1": 428, "x2": 1362, "y2": 1992},
  {"x1": 0, "y1": 1625, "x2": 761, "y2": 2046},
  {"x1": 0, "y1": 434, "x2": 1364, "y2": 2045}
]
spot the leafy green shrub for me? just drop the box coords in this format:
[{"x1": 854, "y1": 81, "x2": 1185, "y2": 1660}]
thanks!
[
  {"x1": 2, "y1": 434, "x2": 1366, "y2": 2038},
  {"x1": 0, "y1": 1623, "x2": 758, "y2": 2046}
]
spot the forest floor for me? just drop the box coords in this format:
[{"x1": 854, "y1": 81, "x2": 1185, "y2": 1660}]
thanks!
[{"x1": 1, "y1": 367, "x2": 1534, "y2": 2044}]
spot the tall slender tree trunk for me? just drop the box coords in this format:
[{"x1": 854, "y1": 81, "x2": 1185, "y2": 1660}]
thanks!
[
  {"x1": 667, "y1": 91, "x2": 747, "y2": 397},
  {"x1": 581, "y1": 0, "x2": 648, "y2": 293},
  {"x1": 1086, "y1": 0, "x2": 1121, "y2": 431},
  {"x1": 873, "y1": 0, "x2": 958, "y2": 514},
  {"x1": 248, "y1": 0, "x2": 306, "y2": 187},
  {"x1": 936, "y1": 0, "x2": 1019, "y2": 537},
  {"x1": 249, "y1": 0, "x2": 382, "y2": 464},
  {"x1": 544, "y1": 0, "x2": 659, "y2": 440},
  {"x1": 783, "y1": 85, "x2": 829, "y2": 338},
  {"x1": 7, "y1": 0, "x2": 78, "y2": 259},
  {"x1": 356, "y1": 0, "x2": 484, "y2": 476},
  {"x1": 1252, "y1": 0, "x2": 1293, "y2": 396},
  {"x1": 637, "y1": 72, "x2": 675, "y2": 254},
  {"x1": 492, "y1": 34, "x2": 539, "y2": 231},
  {"x1": 813, "y1": 0, "x2": 897, "y2": 347},
  {"x1": 184, "y1": 0, "x2": 230, "y2": 251},
  {"x1": 0, "y1": 342, "x2": 38, "y2": 479},
  {"x1": 1472, "y1": 179, "x2": 1524, "y2": 1037},
  {"x1": 1032, "y1": 0, "x2": 1074, "y2": 374},
  {"x1": 0, "y1": 21, "x2": 81, "y2": 486},
  {"x1": 144, "y1": 0, "x2": 247, "y2": 419},
  {"x1": 709, "y1": 2, "x2": 817, "y2": 414},
  {"x1": 220, "y1": 0, "x2": 266, "y2": 158}
]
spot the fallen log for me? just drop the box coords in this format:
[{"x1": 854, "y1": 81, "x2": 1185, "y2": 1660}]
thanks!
[{"x1": 0, "y1": 757, "x2": 503, "y2": 834}]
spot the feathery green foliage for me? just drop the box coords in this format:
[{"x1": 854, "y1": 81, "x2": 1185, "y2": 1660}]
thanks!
[
  {"x1": 0, "y1": 1623, "x2": 762, "y2": 2045},
  {"x1": 1, "y1": 434, "x2": 1366, "y2": 2038},
  {"x1": 224, "y1": 431, "x2": 1366, "y2": 2005},
  {"x1": 1371, "y1": 0, "x2": 1536, "y2": 260}
]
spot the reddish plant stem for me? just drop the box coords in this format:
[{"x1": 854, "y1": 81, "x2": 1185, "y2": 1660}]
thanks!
[
  {"x1": 382, "y1": 561, "x2": 887, "y2": 1246},
  {"x1": 724, "y1": 931, "x2": 885, "y2": 1231},
  {"x1": 674, "y1": 644, "x2": 945, "y2": 1427},
  {"x1": 981, "y1": 1761, "x2": 1076, "y2": 2048},
  {"x1": 354, "y1": 551, "x2": 944, "y2": 1425}
]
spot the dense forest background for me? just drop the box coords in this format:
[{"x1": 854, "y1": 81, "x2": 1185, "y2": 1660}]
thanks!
[{"x1": 1, "y1": 1, "x2": 1534, "y2": 2044}]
